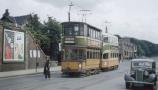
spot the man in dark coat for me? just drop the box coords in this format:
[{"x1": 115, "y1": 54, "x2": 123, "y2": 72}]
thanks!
[{"x1": 44, "y1": 59, "x2": 51, "y2": 79}]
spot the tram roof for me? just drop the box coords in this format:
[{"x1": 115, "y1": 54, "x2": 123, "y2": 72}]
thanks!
[
  {"x1": 62, "y1": 21, "x2": 102, "y2": 32},
  {"x1": 102, "y1": 33, "x2": 118, "y2": 39}
]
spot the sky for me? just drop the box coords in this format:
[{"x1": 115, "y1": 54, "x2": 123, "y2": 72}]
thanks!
[{"x1": 0, "y1": 0, "x2": 158, "y2": 44}]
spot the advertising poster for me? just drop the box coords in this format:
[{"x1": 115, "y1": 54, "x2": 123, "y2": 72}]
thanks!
[{"x1": 3, "y1": 29, "x2": 24, "y2": 62}]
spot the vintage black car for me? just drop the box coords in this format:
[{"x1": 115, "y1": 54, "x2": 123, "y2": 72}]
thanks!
[{"x1": 124, "y1": 59, "x2": 157, "y2": 90}]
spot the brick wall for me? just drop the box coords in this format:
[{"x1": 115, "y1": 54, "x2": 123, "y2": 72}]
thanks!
[
  {"x1": 26, "y1": 31, "x2": 47, "y2": 69},
  {"x1": 0, "y1": 22, "x2": 47, "y2": 71},
  {"x1": 0, "y1": 24, "x2": 25, "y2": 71}
]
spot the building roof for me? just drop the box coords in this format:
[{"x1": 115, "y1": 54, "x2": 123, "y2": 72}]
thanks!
[
  {"x1": 1, "y1": 9, "x2": 30, "y2": 26},
  {"x1": 11, "y1": 15, "x2": 31, "y2": 25},
  {"x1": 1, "y1": 9, "x2": 14, "y2": 23}
]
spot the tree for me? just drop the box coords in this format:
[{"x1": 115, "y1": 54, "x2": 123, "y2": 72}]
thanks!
[
  {"x1": 130, "y1": 38, "x2": 158, "y2": 57},
  {"x1": 25, "y1": 14, "x2": 62, "y2": 61},
  {"x1": 42, "y1": 17, "x2": 62, "y2": 60},
  {"x1": 25, "y1": 14, "x2": 47, "y2": 45}
]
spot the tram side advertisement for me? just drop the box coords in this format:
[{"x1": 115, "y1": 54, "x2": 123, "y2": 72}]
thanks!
[{"x1": 3, "y1": 29, "x2": 24, "y2": 62}]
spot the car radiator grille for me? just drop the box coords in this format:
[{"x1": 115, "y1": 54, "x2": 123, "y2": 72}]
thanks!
[{"x1": 136, "y1": 70, "x2": 144, "y2": 81}]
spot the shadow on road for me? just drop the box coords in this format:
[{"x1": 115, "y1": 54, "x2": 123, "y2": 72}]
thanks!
[{"x1": 127, "y1": 86, "x2": 154, "y2": 90}]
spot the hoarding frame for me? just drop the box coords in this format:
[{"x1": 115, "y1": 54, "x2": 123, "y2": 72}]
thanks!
[{"x1": 3, "y1": 29, "x2": 25, "y2": 63}]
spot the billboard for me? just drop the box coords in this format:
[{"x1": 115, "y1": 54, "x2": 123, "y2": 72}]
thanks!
[{"x1": 3, "y1": 29, "x2": 24, "y2": 62}]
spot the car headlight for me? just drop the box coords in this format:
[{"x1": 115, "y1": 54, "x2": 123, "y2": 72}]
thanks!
[
  {"x1": 144, "y1": 71, "x2": 149, "y2": 76},
  {"x1": 130, "y1": 70, "x2": 135, "y2": 75}
]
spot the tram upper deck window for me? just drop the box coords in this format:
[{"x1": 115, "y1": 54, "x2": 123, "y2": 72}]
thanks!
[
  {"x1": 87, "y1": 28, "x2": 90, "y2": 37},
  {"x1": 84, "y1": 24, "x2": 87, "y2": 36},
  {"x1": 80, "y1": 24, "x2": 84, "y2": 36},
  {"x1": 87, "y1": 27, "x2": 101, "y2": 40},
  {"x1": 74, "y1": 24, "x2": 79, "y2": 35},
  {"x1": 64, "y1": 27, "x2": 73, "y2": 36},
  {"x1": 63, "y1": 23, "x2": 86, "y2": 36}
]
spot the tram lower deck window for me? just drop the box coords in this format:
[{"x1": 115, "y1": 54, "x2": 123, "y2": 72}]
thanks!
[
  {"x1": 65, "y1": 49, "x2": 86, "y2": 60},
  {"x1": 103, "y1": 53, "x2": 108, "y2": 59}
]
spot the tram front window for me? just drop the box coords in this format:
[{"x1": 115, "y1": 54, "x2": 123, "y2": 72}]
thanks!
[
  {"x1": 103, "y1": 53, "x2": 108, "y2": 59},
  {"x1": 65, "y1": 49, "x2": 86, "y2": 60}
]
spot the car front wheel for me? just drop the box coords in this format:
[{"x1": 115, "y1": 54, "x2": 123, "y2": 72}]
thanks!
[{"x1": 151, "y1": 83, "x2": 157, "y2": 90}]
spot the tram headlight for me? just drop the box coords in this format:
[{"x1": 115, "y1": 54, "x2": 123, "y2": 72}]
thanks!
[
  {"x1": 79, "y1": 64, "x2": 82, "y2": 68},
  {"x1": 104, "y1": 62, "x2": 107, "y2": 66}
]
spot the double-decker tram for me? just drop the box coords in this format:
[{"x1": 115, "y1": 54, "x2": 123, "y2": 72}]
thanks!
[
  {"x1": 100, "y1": 33, "x2": 119, "y2": 71},
  {"x1": 61, "y1": 22, "x2": 102, "y2": 76}
]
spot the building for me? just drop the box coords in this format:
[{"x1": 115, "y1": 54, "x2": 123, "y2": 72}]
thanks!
[
  {"x1": 118, "y1": 37, "x2": 137, "y2": 60},
  {"x1": 0, "y1": 9, "x2": 47, "y2": 71},
  {"x1": 1, "y1": 9, "x2": 31, "y2": 27}
]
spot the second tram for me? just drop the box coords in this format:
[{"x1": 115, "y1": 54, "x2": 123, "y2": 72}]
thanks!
[{"x1": 100, "y1": 33, "x2": 119, "y2": 71}]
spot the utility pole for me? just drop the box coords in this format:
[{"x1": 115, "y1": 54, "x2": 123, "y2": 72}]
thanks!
[
  {"x1": 68, "y1": 2, "x2": 74, "y2": 22},
  {"x1": 104, "y1": 20, "x2": 111, "y2": 33},
  {"x1": 80, "y1": 9, "x2": 91, "y2": 22}
]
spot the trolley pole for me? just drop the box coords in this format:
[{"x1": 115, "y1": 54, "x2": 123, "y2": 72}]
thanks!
[
  {"x1": 104, "y1": 20, "x2": 111, "y2": 33},
  {"x1": 80, "y1": 9, "x2": 91, "y2": 23},
  {"x1": 68, "y1": 2, "x2": 74, "y2": 22}
]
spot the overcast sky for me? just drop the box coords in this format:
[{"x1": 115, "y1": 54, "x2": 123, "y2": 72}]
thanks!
[{"x1": 0, "y1": 0, "x2": 158, "y2": 44}]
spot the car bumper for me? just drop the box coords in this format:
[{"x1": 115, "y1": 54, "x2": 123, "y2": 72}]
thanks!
[{"x1": 126, "y1": 81, "x2": 154, "y2": 85}]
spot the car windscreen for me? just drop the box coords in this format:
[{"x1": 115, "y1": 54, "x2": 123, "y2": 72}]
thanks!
[{"x1": 132, "y1": 61, "x2": 152, "y2": 68}]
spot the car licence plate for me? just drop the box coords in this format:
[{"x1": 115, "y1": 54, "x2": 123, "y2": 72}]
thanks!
[{"x1": 134, "y1": 83, "x2": 144, "y2": 87}]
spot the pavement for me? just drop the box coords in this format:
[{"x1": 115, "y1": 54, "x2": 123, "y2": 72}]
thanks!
[{"x1": 0, "y1": 66, "x2": 61, "y2": 78}]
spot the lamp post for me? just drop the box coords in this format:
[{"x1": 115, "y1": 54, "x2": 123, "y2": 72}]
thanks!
[{"x1": 35, "y1": 39, "x2": 39, "y2": 72}]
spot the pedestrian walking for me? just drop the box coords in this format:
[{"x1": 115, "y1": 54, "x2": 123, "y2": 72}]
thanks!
[{"x1": 43, "y1": 59, "x2": 51, "y2": 79}]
